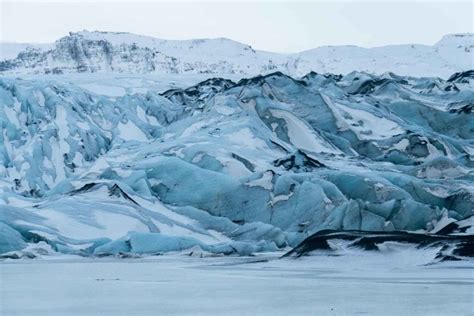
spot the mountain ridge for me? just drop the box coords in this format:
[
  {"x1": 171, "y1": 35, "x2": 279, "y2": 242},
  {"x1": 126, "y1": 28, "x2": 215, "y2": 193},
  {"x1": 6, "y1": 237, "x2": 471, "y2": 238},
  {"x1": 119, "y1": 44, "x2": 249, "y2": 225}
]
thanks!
[{"x1": 1, "y1": 30, "x2": 472, "y2": 78}]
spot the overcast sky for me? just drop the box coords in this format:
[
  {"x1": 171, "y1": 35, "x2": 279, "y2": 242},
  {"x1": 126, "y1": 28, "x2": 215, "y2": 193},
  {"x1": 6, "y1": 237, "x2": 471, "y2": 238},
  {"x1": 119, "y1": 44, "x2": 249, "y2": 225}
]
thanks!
[{"x1": 0, "y1": 1, "x2": 472, "y2": 53}]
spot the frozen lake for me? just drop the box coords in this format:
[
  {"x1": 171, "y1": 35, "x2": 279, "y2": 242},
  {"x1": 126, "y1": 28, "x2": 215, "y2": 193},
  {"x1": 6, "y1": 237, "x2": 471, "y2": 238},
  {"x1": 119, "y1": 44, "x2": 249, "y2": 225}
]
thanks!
[{"x1": 1, "y1": 252, "x2": 473, "y2": 315}]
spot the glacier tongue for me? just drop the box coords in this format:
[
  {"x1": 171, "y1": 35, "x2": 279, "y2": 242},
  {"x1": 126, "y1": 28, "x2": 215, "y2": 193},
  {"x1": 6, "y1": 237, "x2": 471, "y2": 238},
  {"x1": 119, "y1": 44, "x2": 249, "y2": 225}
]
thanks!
[{"x1": 0, "y1": 70, "x2": 473, "y2": 257}]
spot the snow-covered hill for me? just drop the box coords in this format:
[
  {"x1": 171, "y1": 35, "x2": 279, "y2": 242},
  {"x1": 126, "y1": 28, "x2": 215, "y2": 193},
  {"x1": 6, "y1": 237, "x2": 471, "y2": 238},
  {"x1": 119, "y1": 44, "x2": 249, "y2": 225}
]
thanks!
[
  {"x1": 0, "y1": 70, "x2": 473, "y2": 258},
  {"x1": 0, "y1": 42, "x2": 54, "y2": 61},
  {"x1": 1, "y1": 31, "x2": 472, "y2": 78}
]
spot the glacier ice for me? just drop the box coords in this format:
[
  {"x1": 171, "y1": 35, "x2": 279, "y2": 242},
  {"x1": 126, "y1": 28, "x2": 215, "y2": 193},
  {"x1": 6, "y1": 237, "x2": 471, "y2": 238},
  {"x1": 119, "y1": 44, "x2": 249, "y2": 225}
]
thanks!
[
  {"x1": 0, "y1": 222, "x2": 26, "y2": 253},
  {"x1": 0, "y1": 69, "x2": 473, "y2": 257}
]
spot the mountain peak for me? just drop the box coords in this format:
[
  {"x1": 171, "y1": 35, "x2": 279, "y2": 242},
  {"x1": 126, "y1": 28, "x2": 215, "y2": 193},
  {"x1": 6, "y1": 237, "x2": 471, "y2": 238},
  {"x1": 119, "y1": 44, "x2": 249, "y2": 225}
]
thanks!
[
  {"x1": 439, "y1": 33, "x2": 473, "y2": 38},
  {"x1": 63, "y1": 30, "x2": 248, "y2": 48},
  {"x1": 435, "y1": 33, "x2": 474, "y2": 46},
  {"x1": 62, "y1": 30, "x2": 166, "y2": 47}
]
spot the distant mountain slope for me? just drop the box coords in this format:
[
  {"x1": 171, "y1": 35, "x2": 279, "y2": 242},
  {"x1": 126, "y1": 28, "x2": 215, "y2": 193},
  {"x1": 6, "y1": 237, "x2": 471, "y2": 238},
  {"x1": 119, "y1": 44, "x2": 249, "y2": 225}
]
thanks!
[
  {"x1": 0, "y1": 42, "x2": 53, "y2": 61},
  {"x1": 1, "y1": 31, "x2": 472, "y2": 78}
]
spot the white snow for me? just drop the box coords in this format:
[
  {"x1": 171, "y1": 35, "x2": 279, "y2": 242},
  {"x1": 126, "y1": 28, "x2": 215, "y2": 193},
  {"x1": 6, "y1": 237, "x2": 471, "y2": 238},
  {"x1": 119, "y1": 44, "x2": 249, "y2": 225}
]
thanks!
[
  {"x1": 181, "y1": 120, "x2": 212, "y2": 138},
  {"x1": 37, "y1": 208, "x2": 148, "y2": 240},
  {"x1": 268, "y1": 191, "x2": 294, "y2": 206},
  {"x1": 324, "y1": 96, "x2": 404, "y2": 140},
  {"x1": 0, "y1": 42, "x2": 53, "y2": 60},
  {"x1": 2, "y1": 31, "x2": 472, "y2": 78},
  {"x1": 245, "y1": 171, "x2": 273, "y2": 190},
  {"x1": 3, "y1": 106, "x2": 20, "y2": 127},
  {"x1": 55, "y1": 106, "x2": 71, "y2": 152},
  {"x1": 393, "y1": 138, "x2": 410, "y2": 151},
  {"x1": 270, "y1": 108, "x2": 339, "y2": 153},
  {"x1": 78, "y1": 83, "x2": 127, "y2": 97},
  {"x1": 215, "y1": 104, "x2": 236, "y2": 116},
  {"x1": 226, "y1": 128, "x2": 267, "y2": 150},
  {"x1": 117, "y1": 120, "x2": 148, "y2": 142},
  {"x1": 215, "y1": 154, "x2": 253, "y2": 177}
]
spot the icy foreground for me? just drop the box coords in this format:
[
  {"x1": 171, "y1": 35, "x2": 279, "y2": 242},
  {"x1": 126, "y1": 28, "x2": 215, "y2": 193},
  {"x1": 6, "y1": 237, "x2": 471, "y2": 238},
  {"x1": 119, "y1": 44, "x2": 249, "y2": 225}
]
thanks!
[
  {"x1": 1, "y1": 31, "x2": 473, "y2": 78},
  {"x1": 0, "y1": 69, "x2": 473, "y2": 259},
  {"x1": 0, "y1": 252, "x2": 472, "y2": 316}
]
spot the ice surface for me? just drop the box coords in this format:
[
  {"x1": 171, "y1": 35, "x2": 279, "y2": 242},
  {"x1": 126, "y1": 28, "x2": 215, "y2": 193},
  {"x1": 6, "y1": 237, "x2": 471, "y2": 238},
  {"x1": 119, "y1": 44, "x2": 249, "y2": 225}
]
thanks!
[
  {"x1": 0, "y1": 69, "x2": 473, "y2": 257},
  {"x1": 0, "y1": 222, "x2": 26, "y2": 253},
  {"x1": 0, "y1": 253, "x2": 472, "y2": 315}
]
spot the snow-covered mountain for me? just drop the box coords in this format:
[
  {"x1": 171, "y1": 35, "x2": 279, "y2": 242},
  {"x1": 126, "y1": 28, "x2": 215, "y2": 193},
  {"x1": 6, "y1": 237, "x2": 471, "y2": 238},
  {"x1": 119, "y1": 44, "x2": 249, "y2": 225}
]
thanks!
[
  {"x1": 1, "y1": 70, "x2": 473, "y2": 259},
  {"x1": 1, "y1": 31, "x2": 473, "y2": 78},
  {"x1": 0, "y1": 42, "x2": 54, "y2": 61}
]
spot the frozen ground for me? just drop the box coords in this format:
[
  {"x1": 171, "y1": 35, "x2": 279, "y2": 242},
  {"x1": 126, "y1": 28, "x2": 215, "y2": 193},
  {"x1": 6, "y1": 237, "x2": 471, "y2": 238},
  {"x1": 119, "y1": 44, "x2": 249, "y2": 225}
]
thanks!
[{"x1": 1, "y1": 251, "x2": 472, "y2": 316}]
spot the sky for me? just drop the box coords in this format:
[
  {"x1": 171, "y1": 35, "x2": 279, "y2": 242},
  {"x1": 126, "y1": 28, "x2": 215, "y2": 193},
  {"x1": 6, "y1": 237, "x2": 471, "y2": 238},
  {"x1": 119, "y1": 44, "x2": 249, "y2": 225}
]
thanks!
[{"x1": 0, "y1": 0, "x2": 472, "y2": 53}]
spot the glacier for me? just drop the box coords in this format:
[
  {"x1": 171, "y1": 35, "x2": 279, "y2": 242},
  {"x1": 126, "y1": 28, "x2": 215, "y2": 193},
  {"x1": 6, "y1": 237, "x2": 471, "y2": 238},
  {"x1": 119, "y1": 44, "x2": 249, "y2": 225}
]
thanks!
[{"x1": 0, "y1": 67, "x2": 473, "y2": 259}]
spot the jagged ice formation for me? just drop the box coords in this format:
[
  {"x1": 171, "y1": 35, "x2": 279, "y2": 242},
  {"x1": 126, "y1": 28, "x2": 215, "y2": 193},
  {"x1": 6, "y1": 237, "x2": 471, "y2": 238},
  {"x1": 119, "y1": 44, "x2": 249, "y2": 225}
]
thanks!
[{"x1": 0, "y1": 69, "x2": 473, "y2": 257}]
